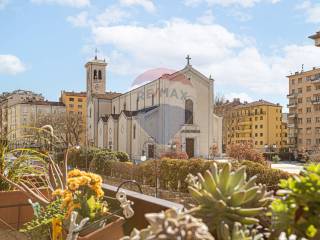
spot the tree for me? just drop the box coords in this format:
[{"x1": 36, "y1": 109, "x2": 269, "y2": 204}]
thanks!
[{"x1": 31, "y1": 112, "x2": 84, "y2": 148}]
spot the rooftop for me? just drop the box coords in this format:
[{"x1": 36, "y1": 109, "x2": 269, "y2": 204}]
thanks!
[{"x1": 234, "y1": 99, "x2": 280, "y2": 109}]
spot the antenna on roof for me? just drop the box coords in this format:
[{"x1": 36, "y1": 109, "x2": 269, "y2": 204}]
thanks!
[{"x1": 95, "y1": 48, "x2": 98, "y2": 60}]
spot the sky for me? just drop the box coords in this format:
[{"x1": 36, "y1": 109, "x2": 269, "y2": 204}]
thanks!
[{"x1": 1, "y1": 0, "x2": 320, "y2": 111}]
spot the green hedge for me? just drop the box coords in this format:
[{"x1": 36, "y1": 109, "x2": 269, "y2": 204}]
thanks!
[{"x1": 100, "y1": 158, "x2": 291, "y2": 193}]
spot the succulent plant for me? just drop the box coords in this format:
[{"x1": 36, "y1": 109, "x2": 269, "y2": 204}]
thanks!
[
  {"x1": 186, "y1": 162, "x2": 273, "y2": 237},
  {"x1": 122, "y1": 209, "x2": 214, "y2": 240},
  {"x1": 219, "y1": 222, "x2": 266, "y2": 240}
]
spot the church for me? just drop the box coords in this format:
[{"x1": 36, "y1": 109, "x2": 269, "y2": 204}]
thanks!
[{"x1": 86, "y1": 55, "x2": 222, "y2": 161}]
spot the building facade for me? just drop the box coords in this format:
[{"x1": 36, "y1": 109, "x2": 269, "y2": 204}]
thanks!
[
  {"x1": 224, "y1": 100, "x2": 284, "y2": 152},
  {"x1": 60, "y1": 91, "x2": 87, "y2": 145},
  {"x1": 287, "y1": 67, "x2": 320, "y2": 155},
  {"x1": 6, "y1": 101, "x2": 65, "y2": 141},
  {"x1": 87, "y1": 56, "x2": 222, "y2": 160},
  {"x1": 214, "y1": 98, "x2": 242, "y2": 152},
  {"x1": 0, "y1": 90, "x2": 44, "y2": 137}
]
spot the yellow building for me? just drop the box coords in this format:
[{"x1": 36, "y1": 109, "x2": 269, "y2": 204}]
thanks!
[
  {"x1": 60, "y1": 91, "x2": 87, "y2": 145},
  {"x1": 225, "y1": 100, "x2": 284, "y2": 152}
]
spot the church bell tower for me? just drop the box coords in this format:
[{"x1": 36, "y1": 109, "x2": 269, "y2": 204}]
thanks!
[{"x1": 85, "y1": 50, "x2": 107, "y2": 96}]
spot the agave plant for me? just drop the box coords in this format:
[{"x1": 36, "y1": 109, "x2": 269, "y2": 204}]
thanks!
[
  {"x1": 122, "y1": 209, "x2": 214, "y2": 240},
  {"x1": 186, "y1": 162, "x2": 273, "y2": 238}
]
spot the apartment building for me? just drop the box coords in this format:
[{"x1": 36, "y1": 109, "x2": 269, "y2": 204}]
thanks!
[
  {"x1": 60, "y1": 91, "x2": 87, "y2": 145},
  {"x1": 287, "y1": 67, "x2": 320, "y2": 154},
  {"x1": 214, "y1": 98, "x2": 242, "y2": 151},
  {"x1": 0, "y1": 90, "x2": 44, "y2": 137},
  {"x1": 7, "y1": 101, "x2": 65, "y2": 141},
  {"x1": 225, "y1": 100, "x2": 284, "y2": 152}
]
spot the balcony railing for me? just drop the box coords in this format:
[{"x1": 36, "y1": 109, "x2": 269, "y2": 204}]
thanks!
[
  {"x1": 288, "y1": 113, "x2": 297, "y2": 118},
  {"x1": 287, "y1": 103, "x2": 297, "y2": 108},
  {"x1": 287, "y1": 93, "x2": 298, "y2": 99},
  {"x1": 311, "y1": 98, "x2": 320, "y2": 104},
  {"x1": 311, "y1": 76, "x2": 320, "y2": 83}
]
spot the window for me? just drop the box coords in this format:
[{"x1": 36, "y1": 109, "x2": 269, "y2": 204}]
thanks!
[
  {"x1": 298, "y1": 118, "x2": 302, "y2": 124},
  {"x1": 260, "y1": 116, "x2": 263, "y2": 120},
  {"x1": 298, "y1": 88, "x2": 302, "y2": 93},
  {"x1": 298, "y1": 108, "x2": 302, "y2": 113},
  {"x1": 98, "y1": 70, "x2": 102, "y2": 80},
  {"x1": 185, "y1": 99, "x2": 194, "y2": 124},
  {"x1": 298, "y1": 78, "x2": 302, "y2": 83},
  {"x1": 260, "y1": 124, "x2": 263, "y2": 128},
  {"x1": 291, "y1": 79, "x2": 295, "y2": 85},
  {"x1": 78, "y1": 104, "x2": 82, "y2": 108},
  {"x1": 306, "y1": 86, "x2": 312, "y2": 92},
  {"x1": 306, "y1": 128, "x2": 312, "y2": 134},
  {"x1": 260, "y1": 141, "x2": 263, "y2": 145},
  {"x1": 306, "y1": 97, "x2": 311, "y2": 103},
  {"x1": 69, "y1": 104, "x2": 74, "y2": 108},
  {"x1": 260, "y1": 133, "x2": 263, "y2": 137},
  {"x1": 298, "y1": 98, "x2": 302, "y2": 103},
  {"x1": 78, "y1": 98, "x2": 83, "y2": 102},
  {"x1": 306, "y1": 139, "x2": 311, "y2": 145},
  {"x1": 255, "y1": 133, "x2": 258, "y2": 137},
  {"x1": 136, "y1": 98, "x2": 139, "y2": 110},
  {"x1": 113, "y1": 106, "x2": 115, "y2": 114},
  {"x1": 133, "y1": 125, "x2": 136, "y2": 139},
  {"x1": 307, "y1": 118, "x2": 311, "y2": 123},
  {"x1": 93, "y1": 70, "x2": 97, "y2": 79},
  {"x1": 306, "y1": 107, "x2": 311, "y2": 113},
  {"x1": 69, "y1": 98, "x2": 74, "y2": 102},
  {"x1": 151, "y1": 94, "x2": 154, "y2": 106},
  {"x1": 123, "y1": 102, "x2": 126, "y2": 111}
]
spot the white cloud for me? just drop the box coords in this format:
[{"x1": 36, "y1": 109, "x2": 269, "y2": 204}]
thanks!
[
  {"x1": 296, "y1": 1, "x2": 320, "y2": 23},
  {"x1": 229, "y1": 10, "x2": 252, "y2": 22},
  {"x1": 0, "y1": 0, "x2": 9, "y2": 9},
  {"x1": 225, "y1": 92, "x2": 253, "y2": 102},
  {"x1": 184, "y1": 0, "x2": 280, "y2": 8},
  {"x1": 67, "y1": 11, "x2": 89, "y2": 27},
  {"x1": 0, "y1": 55, "x2": 26, "y2": 75},
  {"x1": 88, "y1": 18, "x2": 320, "y2": 103},
  {"x1": 67, "y1": 6, "x2": 129, "y2": 28},
  {"x1": 197, "y1": 10, "x2": 215, "y2": 24},
  {"x1": 120, "y1": 0, "x2": 155, "y2": 12},
  {"x1": 31, "y1": 0, "x2": 90, "y2": 8},
  {"x1": 95, "y1": 6, "x2": 130, "y2": 26}
]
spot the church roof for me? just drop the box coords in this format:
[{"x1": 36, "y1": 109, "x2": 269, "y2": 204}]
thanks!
[
  {"x1": 234, "y1": 99, "x2": 280, "y2": 109},
  {"x1": 92, "y1": 92, "x2": 122, "y2": 100},
  {"x1": 100, "y1": 116, "x2": 109, "y2": 123},
  {"x1": 110, "y1": 114, "x2": 120, "y2": 120}
]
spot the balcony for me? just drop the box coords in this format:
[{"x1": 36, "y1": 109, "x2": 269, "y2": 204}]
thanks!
[
  {"x1": 287, "y1": 93, "x2": 298, "y2": 99},
  {"x1": 287, "y1": 103, "x2": 297, "y2": 108},
  {"x1": 311, "y1": 76, "x2": 320, "y2": 84},
  {"x1": 288, "y1": 113, "x2": 297, "y2": 118},
  {"x1": 287, "y1": 123, "x2": 296, "y2": 128},
  {"x1": 311, "y1": 98, "x2": 320, "y2": 104}
]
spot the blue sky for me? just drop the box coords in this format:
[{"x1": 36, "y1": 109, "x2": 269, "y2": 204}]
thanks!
[{"x1": 1, "y1": 0, "x2": 320, "y2": 110}]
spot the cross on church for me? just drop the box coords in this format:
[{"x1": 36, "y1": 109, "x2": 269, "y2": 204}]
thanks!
[{"x1": 186, "y1": 55, "x2": 191, "y2": 65}]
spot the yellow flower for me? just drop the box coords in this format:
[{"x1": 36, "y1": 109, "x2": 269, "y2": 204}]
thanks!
[
  {"x1": 52, "y1": 188, "x2": 64, "y2": 197},
  {"x1": 67, "y1": 169, "x2": 82, "y2": 178}
]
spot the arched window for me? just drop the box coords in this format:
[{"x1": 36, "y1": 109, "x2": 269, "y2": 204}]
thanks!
[
  {"x1": 93, "y1": 70, "x2": 97, "y2": 79},
  {"x1": 98, "y1": 70, "x2": 102, "y2": 79},
  {"x1": 185, "y1": 99, "x2": 193, "y2": 124},
  {"x1": 123, "y1": 102, "x2": 126, "y2": 111}
]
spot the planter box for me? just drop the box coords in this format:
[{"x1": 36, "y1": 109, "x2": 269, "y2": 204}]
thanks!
[{"x1": 78, "y1": 216, "x2": 124, "y2": 240}]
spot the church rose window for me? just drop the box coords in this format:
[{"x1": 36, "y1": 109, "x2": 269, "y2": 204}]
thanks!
[{"x1": 185, "y1": 99, "x2": 193, "y2": 124}]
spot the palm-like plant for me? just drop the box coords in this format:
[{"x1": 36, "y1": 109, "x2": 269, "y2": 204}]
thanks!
[{"x1": 0, "y1": 126, "x2": 68, "y2": 205}]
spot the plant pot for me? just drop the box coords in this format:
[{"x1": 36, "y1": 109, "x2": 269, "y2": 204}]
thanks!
[
  {"x1": 63, "y1": 215, "x2": 124, "y2": 240},
  {"x1": 78, "y1": 215, "x2": 124, "y2": 240}
]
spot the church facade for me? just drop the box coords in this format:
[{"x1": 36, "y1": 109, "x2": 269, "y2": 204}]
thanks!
[{"x1": 86, "y1": 56, "x2": 222, "y2": 160}]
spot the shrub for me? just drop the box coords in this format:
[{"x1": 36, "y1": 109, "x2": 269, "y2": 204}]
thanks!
[
  {"x1": 272, "y1": 155, "x2": 281, "y2": 163},
  {"x1": 115, "y1": 151, "x2": 130, "y2": 162},
  {"x1": 160, "y1": 151, "x2": 189, "y2": 160},
  {"x1": 270, "y1": 164, "x2": 320, "y2": 239},
  {"x1": 238, "y1": 160, "x2": 291, "y2": 192},
  {"x1": 227, "y1": 142, "x2": 268, "y2": 166}
]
